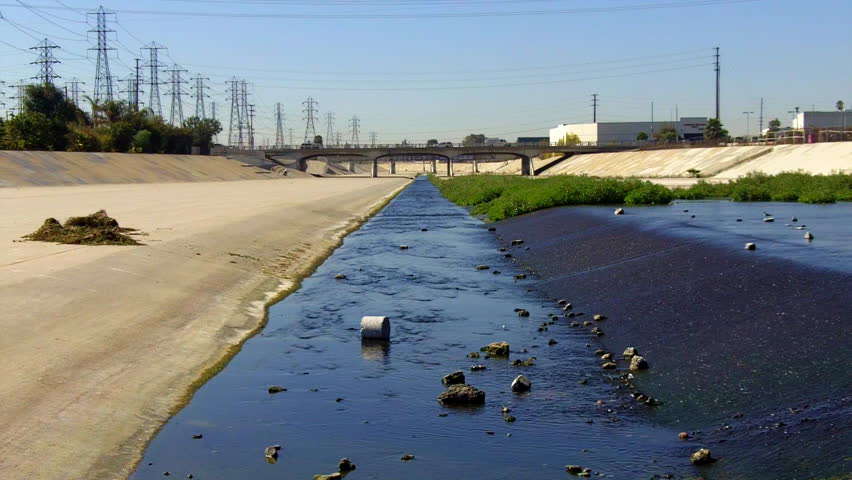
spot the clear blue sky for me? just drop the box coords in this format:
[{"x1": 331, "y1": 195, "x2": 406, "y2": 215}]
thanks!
[{"x1": 1, "y1": 0, "x2": 850, "y2": 144}]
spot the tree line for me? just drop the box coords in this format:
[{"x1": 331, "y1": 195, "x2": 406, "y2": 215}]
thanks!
[{"x1": 0, "y1": 84, "x2": 221, "y2": 154}]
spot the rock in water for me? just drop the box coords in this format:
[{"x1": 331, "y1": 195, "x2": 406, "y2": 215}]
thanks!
[
  {"x1": 593, "y1": 314, "x2": 607, "y2": 321},
  {"x1": 690, "y1": 448, "x2": 714, "y2": 465},
  {"x1": 268, "y1": 385, "x2": 286, "y2": 394},
  {"x1": 602, "y1": 362, "x2": 617, "y2": 370},
  {"x1": 399, "y1": 245, "x2": 409, "y2": 250},
  {"x1": 511, "y1": 375, "x2": 532, "y2": 392},
  {"x1": 338, "y1": 458, "x2": 356, "y2": 473},
  {"x1": 470, "y1": 364, "x2": 487, "y2": 371},
  {"x1": 804, "y1": 232, "x2": 814, "y2": 240},
  {"x1": 548, "y1": 338, "x2": 558, "y2": 345},
  {"x1": 438, "y1": 384, "x2": 486, "y2": 405},
  {"x1": 511, "y1": 239, "x2": 524, "y2": 245},
  {"x1": 630, "y1": 355, "x2": 649, "y2": 371},
  {"x1": 763, "y1": 217, "x2": 774, "y2": 223},
  {"x1": 334, "y1": 273, "x2": 347, "y2": 280},
  {"x1": 442, "y1": 371, "x2": 466, "y2": 385},
  {"x1": 481, "y1": 342, "x2": 510, "y2": 356},
  {"x1": 566, "y1": 465, "x2": 583, "y2": 474},
  {"x1": 744, "y1": 242, "x2": 756, "y2": 250},
  {"x1": 401, "y1": 454, "x2": 415, "y2": 461},
  {"x1": 475, "y1": 265, "x2": 490, "y2": 270},
  {"x1": 614, "y1": 208, "x2": 625, "y2": 215},
  {"x1": 314, "y1": 474, "x2": 342, "y2": 480},
  {"x1": 623, "y1": 346, "x2": 638, "y2": 358},
  {"x1": 514, "y1": 273, "x2": 527, "y2": 280}
]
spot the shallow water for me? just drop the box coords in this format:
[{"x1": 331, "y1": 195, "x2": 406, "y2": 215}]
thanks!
[{"x1": 131, "y1": 177, "x2": 694, "y2": 479}]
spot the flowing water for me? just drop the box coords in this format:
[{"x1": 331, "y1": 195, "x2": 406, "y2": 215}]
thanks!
[{"x1": 130, "y1": 177, "x2": 692, "y2": 479}]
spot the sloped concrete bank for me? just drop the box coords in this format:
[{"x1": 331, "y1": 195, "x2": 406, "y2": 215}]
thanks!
[{"x1": 489, "y1": 205, "x2": 851, "y2": 479}]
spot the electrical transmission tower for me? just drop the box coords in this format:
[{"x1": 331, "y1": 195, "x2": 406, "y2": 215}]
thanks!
[
  {"x1": 227, "y1": 78, "x2": 245, "y2": 148},
  {"x1": 211, "y1": 101, "x2": 218, "y2": 143},
  {"x1": 165, "y1": 64, "x2": 188, "y2": 126},
  {"x1": 121, "y1": 75, "x2": 137, "y2": 105},
  {"x1": 247, "y1": 103, "x2": 256, "y2": 150},
  {"x1": 275, "y1": 103, "x2": 285, "y2": 148},
  {"x1": 66, "y1": 78, "x2": 85, "y2": 107},
  {"x1": 369, "y1": 131, "x2": 377, "y2": 146},
  {"x1": 302, "y1": 97, "x2": 318, "y2": 143},
  {"x1": 31, "y1": 39, "x2": 61, "y2": 85},
  {"x1": 10, "y1": 80, "x2": 28, "y2": 115},
  {"x1": 142, "y1": 42, "x2": 166, "y2": 117},
  {"x1": 325, "y1": 111, "x2": 335, "y2": 146},
  {"x1": 88, "y1": 6, "x2": 115, "y2": 102},
  {"x1": 349, "y1": 115, "x2": 360, "y2": 145},
  {"x1": 591, "y1": 93, "x2": 599, "y2": 123},
  {"x1": 288, "y1": 128, "x2": 294, "y2": 147},
  {"x1": 190, "y1": 75, "x2": 210, "y2": 118}
]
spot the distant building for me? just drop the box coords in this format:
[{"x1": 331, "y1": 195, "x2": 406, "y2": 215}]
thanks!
[
  {"x1": 515, "y1": 136, "x2": 549, "y2": 145},
  {"x1": 790, "y1": 111, "x2": 850, "y2": 129},
  {"x1": 550, "y1": 117, "x2": 708, "y2": 145}
]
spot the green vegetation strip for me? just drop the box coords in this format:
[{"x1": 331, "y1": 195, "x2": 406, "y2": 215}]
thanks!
[{"x1": 430, "y1": 173, "x2": 852, "y2": 221}]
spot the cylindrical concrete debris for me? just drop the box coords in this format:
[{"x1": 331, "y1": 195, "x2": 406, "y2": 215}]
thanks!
[{"x1": 361, "y1": 316, "x2": 391, "y2": 340}]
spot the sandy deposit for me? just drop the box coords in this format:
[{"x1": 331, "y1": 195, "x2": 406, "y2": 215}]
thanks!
[{"x1": 0, "y1": 176, "x2": 409, "y2": 479}]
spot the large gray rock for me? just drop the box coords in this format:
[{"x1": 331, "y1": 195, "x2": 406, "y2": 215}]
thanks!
[
  {"x1": 511, "y1": 375, "x2": 532, "y2": 393},
  {"x1": 481, "y1": 342, "x2": 510, "y2": 356},
  {"x1": 630, "y1": 355, "x2": 649, "y2": 371},
  {"x1": 690, "y1": 448, "x2": 714, "y2": 465},
  {"x1": 442, "y1": 371, "x2": 466, "y2": 385},
  {"x1": 622, "y1": 346, "x2": 638, "y2": 358},
  {"x1": 437, "y1": 384, "x2": 486, "y2": 405}
]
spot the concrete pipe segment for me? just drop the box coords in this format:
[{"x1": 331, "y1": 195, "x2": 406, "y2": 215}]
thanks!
[{"x1": 361, "y1": 316, "x2": 391, "y2": 340}]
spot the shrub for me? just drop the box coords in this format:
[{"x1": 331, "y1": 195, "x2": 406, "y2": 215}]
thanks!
[{"x1": 624, "y1": 183, "x2": 674, "y2": 205}]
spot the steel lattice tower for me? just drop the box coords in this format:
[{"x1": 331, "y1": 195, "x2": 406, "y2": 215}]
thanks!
[
  {"x1": 302, "y1": 97, "x2": 318, "y2": 143},
  {"x1": 66, "y1": 78, "x2": 85, "y2": 107},
  {"x1": 247, "y1": 103, "x2": 256, "y2": 149},
  {"x1": 349, "y1": 115, "x2": 360, "y2": 145},
  {"x1": 369, "y1": 131, "x2": 377, "y2": 146},
  {"x1": 226, "y1": 78, "x2": 244, "y2": 148},
  {"x1": 325, "y1": 111, "x2": 335, "y2": 146},
  {"x1": 142, "y1": 43, "x2": 166, "y2": 117},
  {"x1": 190, "y1": 75, "x2": 209, "y2": 118},
  {"x1": 88, "y1": 6, "x2": 115, "y2": 102},
  {"x1": 275, "y1": 103, "x2": 285, "y2": 148},
  {"x1": 165, "y1": 64, "x2": 188, "y2": 126},
  {"x1": 288, "y1": 128, "x2": 294, "y2": 147},
  {"x1": 31, "y1": 39, "x2": 61, "y2": 85}
]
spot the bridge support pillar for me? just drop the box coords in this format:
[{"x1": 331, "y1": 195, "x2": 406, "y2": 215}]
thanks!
[
  {"x1": 520, "y1": 156, "x2": 533, "y2": 176},
  {"x1": 349, "y1": 161, "x2": 356, "y2": 173},
  {"x1": 298, "y1": 158, "x2": 308, "y2": 172},
  {"x1": 371, "y1": 157, "x2": 379, "y2": 178},
  {"x1": 473, "y1": 158, "x2": 479, "y2": 174},
  {"x1": 390, "y1": 160, "x2": 396, "y2": 175},
  {"x1": 446, "y1": 157, "x2": 454, "y2": 177},
  {"x1": 431, "y1": 159, "x2": 437, "y2": 174}
]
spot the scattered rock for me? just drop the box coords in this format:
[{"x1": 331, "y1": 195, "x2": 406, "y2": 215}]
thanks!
[
  {"x1": 601, "y1": 353, "x2": 612, "y2": 361},
  {"x1": 314, "y1": 474, "x2": 342, "y2": 480},
  {"x1": 401, "y1": 454, "x2": 415, "y2": 461},
  {"x1": 334, "y1": 273, "x2": 347, "y2": 280},
  {"x1": 264, "y1": 445, "x2": 281, "y2": 458},
  {"x1": 548, "y1": 338, "x2": 558, "y2": 345},
  {"x1": 562, "y1": 303, "x2": 573, "y2": 311},
  {"x1": 690, "y1": 448, "x2": 714, "y2": 465},
  {"x1": 763, "y1": 217, "x2": 774, "y2": 223},
  {"x1": 614, "y1": 208, "x2": 625, "y2": 215},
  {"x1": 503, "y1": 414, "x2": 516, "y2": 423},
  {"x1": 558, "y1": 299, "x2": 568, "y2": 305},
  {"x1": 504, "y1": 253, "x2": 512, "y2": 258},
  {"x1": 437, "y1": 384, "x2": 486, "y2": 405},
  {"x1": 492, "y1": 270, "x2": 501, "y2": 275},
  {"x1": 487, "y1": 226, "x2": 496, "y2": 231},
  {"x1": 481, "y1": 342, "x2": 510, "y2": 356},
  {"x1": 475, "y1": 265, "x2": 490, "y2": 270},
  {"x1": 191, "y1": 434, "x2": 203, "y2": 439},
  {"x1": 468, "y1": 352, "x2": 480, "y2": 359},
  {"x1": 442, "y1": 371, "x2": 466, "y2": 385},
  {"x1": 679, "y1": 432, "x2": 690, "y2": 440},
  {"x1": 570, "y1": 321, "x2": 580, "y2": 327},
  {"x1": 594, "y1": 349, "x2": 605, "y2": 355},
  {"x1": 602, "y1": 362, "x2": 617, "y2": 370},
  {"x1": 593, "y1": 314, "x2": 607, "y2": 321},
  {"x1": 338, "y1": 458, "x2": 356, "y2": 473},
  {"x1": 498, "y1": 247, "x2": 506, "y2": 252},
  {"x1": 804, "y1": 232, "x2": 814, "y2": 240},
  {"x1": 511, "y1": 239, "x2": 524, "y2": 245},
  {"x1": 583, "y1": 321, "x2": 592, "y2": 327},
  {"x1": 514, "y1": 274, "x2": 527, "y2": 280},
  {"x1": 512, "y1": 357, "x2": 536, "y2": 367},
  {"x1": 399, "y1": 245, "x2": 409, "y2": 249},
  {"x1": 268, "y1": 385, "x2": 287, "y2": 394},
  {"x1": 566, "y1": 465, "x2": 583, "y2": 474},
  {"x1": 336, "y1": 397, "x2": 343, "y2": 402},
  {"x1": 470, "y1": 364, "x2": 487, "y2": 371},
  {"x1": 511, "y1": 375, "x2": 532, "y2": 393},
  {"x1": 421, "y1": 228, "x2": 428, "y2": 232},
  {"x1": 630, "y1": 355, "x2": 649, "y2": 371},
  {"x1": 517, "y1": 309, "x2": 530, "y2": 317},
  {"x1": 736, "y1": 218, "x2": 743, "y2": 222},
  {"x1": 792, "y1": 216, "x2": 798, "y2": 222},
  {"x1": 501, "y1": 406, "x2": 511, "y2": 413},
  {"x1": 744, "y1": 242, "x2": 756, "y2": 250},
  {"x1": 623, "y1": 346, "x2": 638, "y2": 358}
]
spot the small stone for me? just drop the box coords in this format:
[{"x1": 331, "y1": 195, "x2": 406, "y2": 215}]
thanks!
[
  {"x1": 511, "y1": 239, "x2": 524, "y2": 245},
  {"x1": 468, "y1": 351, "x2": 480, "y2": 359},
  {"x1": 314, "y1": 474, "x2": 342, "y2": 480},
  {"x1": 678, "y1": 432, "x2": 689, "y2": 440},
  {"x1": 334, "y1": 273, "x2": 347, "y2": 280},
  {"x1": 187, "y1": 475, "x2": 193, "y2": 479},
  {"x1": 481, "y1": 342, "x2": 510, "y2": 356},
  {"x1": 690, "y1": 448, "x2": 714, "y2": 465},
  {"x1": 421, "y1": 228, "x2": 428, "y2": 232},
  {"x1": 511, "y1": 375, "x2": 531, "y2": 393},
  {"x1": 570, "y1": 321, "x2": 580, "y2": 327},
  {"x1": 614, "y1": 208, "x2": 625, "y2": 215},
  {"x1": 336, "y1": 397, "x2": 343, "y2": 402},
  {"x1": 593, "y1": 314, "x2": 607, "y2": 321},
  {"x1": 763, "y1": 217, "x2": 774, "y2": 223},
  {"x1": 268, "y1": 385, "x2": 287, "y2": 394},
  {"x1": 558, "y1": 299, "x2": 568, "y2": 305},
  {"x1": 736, "y1": 218, "x2": 743, "y2": 222},
  {"x1": 264, "y1": 445, "x2": 281, "y2": 457},
  {"x1": 475, "y1": 265, "x2": 490, "y2": 270},
  {"x1": 488, "y1": 226, "x2": 497, "y2": 232},
  {"x1": 566, "y1": 465, "x2": 583, "y2": 474},
  {"x1": 492, "y1": 270, "x2": 501, "y2": 275},
  {"x1": 602, "y1": 362, "x2": 617, "y2": 370},
  {"x1": 512, "y1": 357, "x2": 536, "y2": 367},
  {"x1": 498, "y1": 247, "x2": 506, "y2": 252},
  {"x1": 503, "y1": 414, "x2": 516, "y2": 423},
  {"x1": 338, "y1": 458, "x2": 356, "y2": 473},
  {"x1": 514, "y1": 274, "x2": 527, "y2": 280},
  {"x1": 601, "y1": 353, "x2": 612, "y2": 361},
  {"x1": 163, "y1": 473, "x2": 170, "y2": 477},
  {"x1": 548, "y1": 338, "x2": 558, "y2": 345},
  {"x1": 399, "y1": 245, "x2": 409, "y2": 249},
  {"x1": 630, "y1": 355, "x2": 649, "y2": 371},
  {"x1": 562, "y1": 303, "x2": 573, "y2": 311},
  {"x1": 442, "y1": 371, "x2": 466, "y2": 385},
  {"x1": 804, "y1": 232, "x2": 814, "y2": 240},
  {"x1": 623, "y1": 346, "x2": 638, "y2": 358},
  {"x1": 437, "y1": 384, "x2": 486, "y2": 405},
  {"x1": 501, "y1": 406, "x2": 511, "y2": 413},
  {"x1": 792, "y1": 216, "x2": 798, "y2": 222},
  {"x1": 485, "y1": 431, "x2": 495, "y2": 435},
  {"x1": 744, "y1": 242, "x2": 756, "y2": 250},
  {"x1": 583, "y1": 321, "x2": 592, "y2": 327},
  {"x1": 191, "y1": 434, "x2": 202, "y2": 439},
  {"x1": 578, "y1": 378, "x2": 588, "y2": 385},
  {"x1": 401, "y1": 454, "x2": 415, "y2": 461},
  {"x1": 504, "y1": 253, "x2": 512, "y2": 258},
  {"x1": 470, "y1": 364, "x2": 486, "y2": 371},
  {"x1": 517, "y1": 309, "x2": 530, "y2": 317}
]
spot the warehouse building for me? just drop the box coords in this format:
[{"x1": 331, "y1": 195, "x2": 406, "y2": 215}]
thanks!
[{"x1": 550, "y1": 117, "x2": 708, "y2": 145}]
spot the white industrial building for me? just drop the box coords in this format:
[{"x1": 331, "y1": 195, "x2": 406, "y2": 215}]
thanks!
[
  {"x1": 550, "y1": 117, "x2": 708, "y2": 145},
  {"x1": 790, "y1": 111, "x2": 850, "y2": 129}
]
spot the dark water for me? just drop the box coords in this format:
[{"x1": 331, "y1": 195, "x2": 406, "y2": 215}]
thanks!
[{"x1": 131, "y1": 177, "x2": 695, "y2": 480}]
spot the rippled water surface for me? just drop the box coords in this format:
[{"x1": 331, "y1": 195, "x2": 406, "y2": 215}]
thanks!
[{"x1": 131, "y1": 177, "x2": 693, "y2": 480}]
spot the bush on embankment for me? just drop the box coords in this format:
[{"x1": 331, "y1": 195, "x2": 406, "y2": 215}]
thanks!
[
  {"x1": 430, "y1": 171, "x2": 852, "y2": 221},
  {"x1": 429, "y1": 175, "x2": 673, "y2": 221}
]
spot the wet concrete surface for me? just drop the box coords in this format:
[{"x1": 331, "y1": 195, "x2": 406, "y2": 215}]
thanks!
[{"x1": 492, "y1": 200, "x2": 852, "y2": 479}]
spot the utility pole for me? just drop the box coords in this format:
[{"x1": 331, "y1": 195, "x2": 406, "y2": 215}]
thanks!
[
  {"x1": 591, "y1": 93, "x2": 598, "y2": 123},
  {"x1": 165, "y1": 64, "x2": 188, "y2": 126},
  {"x1": 142, "y1": 43, "x2": 166, "y2": 117},
  {"x1": 275, "y1": 103, "x2": 285, "y2": 148},
  {"x1": 650, "y1": 101, "x2": 655, "y2": 137},
  {"x1": 134, "y1": 58, "x2": 142, "y2": 110},
  {"x1": 369, "y1": 131, "x2": 377, "y2": 146},
  {"x1": 31, "y1": 39, "x2": 61, "y2": 85},
  {"x1": 349, "y1": 114, "x2": 360, "y2": 145},
  {"x1": 759, "y1": 98, "x2": 764, "y2": 135},
  {"x1": 226, "y1": 78, "x2": 244, "y2": 148},
  {"x1": 88, "y1": 6, "x2": 115, "y2": 102},
  {"x1": 714, "y1": 46, "x2": 721, "y2": 120},
  {"x1": 66, "y1": 78, "x2": 85, "y2": 107},
  {"x1": 211, "y1": 101, "x2": 218, "y2": 143},
  {"x1": 742, "y1": 111, "x2": 754, "y2": 140},
  {"x1": 302, "y1": 96, "x2": 318, "y2": 143},
  {"x1": 325, "y1": 111, "x2": 335, "y2": 146},
  {"x1": 240, "y1": 81, "x2": 251, "y2": 147},
  {"x1": 247, "y1": 103, "x2": 256, "y2": 149},
  {"x1": 190, "y1": 75, "x2": 210, "y2": 118}
]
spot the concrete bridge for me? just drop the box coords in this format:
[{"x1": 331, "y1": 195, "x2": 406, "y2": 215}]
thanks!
[{"x1": 259, "y1": 144, "x2": 636, "y2": 177}]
